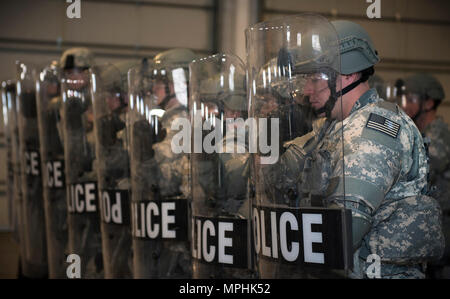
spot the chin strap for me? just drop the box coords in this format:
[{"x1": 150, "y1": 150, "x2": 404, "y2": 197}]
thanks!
[
  {"x1": 315, "y1": 77, "x2": 363, "y2": 118},
  {"x1": 336, "y1": 78, "x2": 363, "y2": 98},
  {"x1": 158, "y1": 93, "x2": 175, "y2": 110}
]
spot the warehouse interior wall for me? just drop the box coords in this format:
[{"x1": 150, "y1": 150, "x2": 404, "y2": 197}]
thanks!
[{"x1": 0, "y1": 0, "x2": 449, "y2": 238}]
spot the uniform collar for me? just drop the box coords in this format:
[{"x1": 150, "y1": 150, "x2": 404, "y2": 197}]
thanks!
[{"x1": 348, "y1": 88, "x2": 379, "y2": 116}]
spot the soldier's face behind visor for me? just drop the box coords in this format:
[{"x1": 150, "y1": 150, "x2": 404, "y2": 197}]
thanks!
[
  {"x1": 301, "y1": 73, "x2": 330, "y2": 111},
  {"x1": 66, "y1": 69, "x2": 89, "y2": 91},
  {"x1": 402, "y1": 92, "x2": 421, "y2": 119}
]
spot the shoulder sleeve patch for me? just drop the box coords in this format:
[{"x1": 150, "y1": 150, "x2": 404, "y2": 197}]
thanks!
[
  {"x1": 365, "y1": 113, "x2": 400, "y2": 139},
  {"x1": 376, "y1": 100, "x2": 399, "y2": 114}
]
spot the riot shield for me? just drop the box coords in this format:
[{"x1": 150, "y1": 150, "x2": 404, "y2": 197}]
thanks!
[
  {"x1": 36, "y1": 61, "x2": 68, "y2": 278},
  {"x1": 91, "y1": 61, "x2": 137, "y2": 278},
  {"x1": 3, "y1": 81, "x2": 29, "y2": 276},
  {"x1": 16, "y1": 61, "x2": 48, "y2": 278},
  {"x1": 128, "y1": 54, "x2": 192, "y2": 278},
  {"x1": 246, "y1": 14, "x2": 352, "y2": 278},
  {"x1": 1, "y1": 81, "x2": 16, "y2": 235},
  {"x1": 189, "y1": 54, "x2": 254, "y2": 278},
  {"x1": 385, "y1": 78, "x2": 406, "y2": 105},
  {"x1": 61, "y1": 61, "x2": 103, "y2": 278}
]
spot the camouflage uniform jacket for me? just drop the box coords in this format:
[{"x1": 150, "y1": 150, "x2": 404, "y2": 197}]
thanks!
[
  {"x1": 153, "y1": 105, "x2": 189, "y2": 198},
  {"x1": 424, "y1": 117, "x2": 450, "y2": 212},
  {"x1": 320, "y1": 88, "x2": 444, "y2": 278}
]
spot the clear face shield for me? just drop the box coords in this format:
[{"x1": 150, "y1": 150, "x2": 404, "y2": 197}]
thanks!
[
  {"x1": 2, "y1": 81, "x2": 25, "y2": 267},
  {"x1": 401, "y1": 91, "x2": 423, "y2": 120},
  {"x1": 189, "y1": 54, "x2": 253, "y2": 278},
  {"x1": 246, "y1": 14, "x2": 352, "y2": 278},
  {"x1": 384, "y1": 79, "x2": 407, "y2": 107},
  {"x1": 15, "y1": 61, "x2": 48, "y2": 278},
  {"x1": 127, "y1": 59, "x2": 191, "y2": 278},
  {"x1": 35, "y1": 62, "x2": 69, "y2": 278},
  {"x1": 1, "y1": 82, "x2": 15, "y2": 234},
  {"x1": 61, "y1": 64, "x2": 104, "y2": 278}
]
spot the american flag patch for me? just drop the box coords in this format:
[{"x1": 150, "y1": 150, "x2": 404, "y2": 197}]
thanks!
[{"x1": 366, "y1": 113, "x2": 400, "y2": 138}]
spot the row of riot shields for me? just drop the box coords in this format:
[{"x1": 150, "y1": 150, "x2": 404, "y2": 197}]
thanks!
[{"x1": 2, "y1": 14, "x2": 356, "y2": 279}]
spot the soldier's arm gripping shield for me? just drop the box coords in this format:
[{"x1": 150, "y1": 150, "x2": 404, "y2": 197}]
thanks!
[
  {"x1": 128, "y1": 50, "x2": 194, "y2": 278},
  {"x1": 246, "y1": 14, "x2": 353, "y2": 279},
  {"x1": 16, "y1": 61, "x2": 48, "y2": 278},
  {"x1": 36, "y1": 61, "x2": 68, "y2": 278},
  {"x1": 91, "y1": 61, "x2": 137, "y2": 278},
  {"x1": 61, "y1": 51, "x2": 104, "y2": 278},
  {"x1": 189, "y1": 54, "x2": 254, "y2": 278}
]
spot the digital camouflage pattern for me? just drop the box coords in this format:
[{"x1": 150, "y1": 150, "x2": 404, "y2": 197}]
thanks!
[
  {"x1": 265, "y1": 89, "x2": 445, "y2": 279},
  {"x1": 423, "y1": 117, "x2": 450, "y2": 278},
  {"x1": 321, "y1": 89, "x2": 445, "y2": 278},
  {"x1": 425, "y1": 118, "x2": 450, "y2": 212}
]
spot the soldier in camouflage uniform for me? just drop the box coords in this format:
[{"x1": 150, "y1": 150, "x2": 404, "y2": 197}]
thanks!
[
  {"x1": 401, "y1": 73, "x2": 450, "y2": 278},
  {"x1": 249, "y1": 16, "x2": 444, "y2": 279},
  {"x1": 61, "y1": 47, "x2": 104, "y2": 278},
  {"x1": 92, "y1": 60, "x2": 137, "y2": 278},
  {"x1": 314, "y1": 20, "x2": 444, "y2": 279},
  {"x1": 36, "y1": 61, "x2": 69, "y2": 278},
  {"x1": 129, "y1": 49, "x2": 196, "y2": 278},
  {"x1": 190, "y1": 55, "x2": 254, "y2": 278}
]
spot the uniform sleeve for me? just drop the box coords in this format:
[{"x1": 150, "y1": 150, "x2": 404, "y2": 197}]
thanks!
[
  {"x1": 326, "y1": 131, "x2": 403, "y2": 251},
  {"x1": 427, "y1": 124, "x2": 450, "y2": 175}
]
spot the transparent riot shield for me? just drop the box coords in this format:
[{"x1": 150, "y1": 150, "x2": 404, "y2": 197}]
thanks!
[
  {"x1": 3, "y1": 81, "x2": 28, "y2": 275},
  {"x1": 62, "y1": 63, "x2": 103, "y2": 278},
  {"x1": 36, "y1": 61, "x2": 68, "y2": 278},
  {"x1": 189, "y1": 54, "x2": 254, "y2": 278},
  {"x1": 246, "y1": 14, "x2": 352, "y2": 278},
  {"x1": 128, "y1": 57, "x2": 191, "y2": 278},
  {"x1": 91, "y1": 61, "x2": 137, "y2": 278},
  {"x1": 1, "y1": 81, "x2": 16, "y2": 234},
  {"x1": 389, "y1": 79, "x2": 407, "y2": 107},
  {"x1": 16, "y1": 62, "x2": 48, "y2": 278}
]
